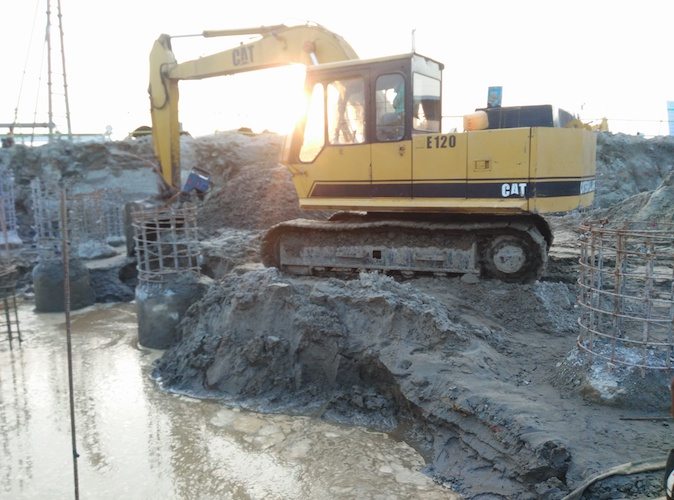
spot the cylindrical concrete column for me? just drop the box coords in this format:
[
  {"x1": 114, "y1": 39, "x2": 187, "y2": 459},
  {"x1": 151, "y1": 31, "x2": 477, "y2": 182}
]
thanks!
[
  {"x1": 135, "y1": 274, "x2": 206, "y2": 349},
  {"x1": 33, "y1": 258, "x2": 95, "y2": 312}
]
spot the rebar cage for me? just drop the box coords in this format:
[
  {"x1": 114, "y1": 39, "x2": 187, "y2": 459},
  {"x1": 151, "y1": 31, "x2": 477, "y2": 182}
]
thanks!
[
  {"x1": 0, "y1": 168, "x2": 18, "y2": 236},
  {"x1": 131, "y1": 204, "x2": 200, "y2": 283},
  {"x1": 68, "y1": 189, "x2": 125, "y2": 245},
  {"x1": 32, "y1": 181, "x2": 126, "y2": 260},
  {"x1": 30, "y1": 179, "x2": 64, "y2": 260},
  {"x1": 577, "y1": 220, "x2": 674, "y2": 372}
]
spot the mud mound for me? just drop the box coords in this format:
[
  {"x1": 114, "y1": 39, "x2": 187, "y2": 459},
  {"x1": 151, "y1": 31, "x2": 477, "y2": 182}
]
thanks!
[
  {"x1": 1, "y1": 138, "x2": 159, "y2": 191},
  {"x1": 154, "y1": 268, "x2": 658, "y2": 498},
  {"x1": 595, "y1": 133, "x2": 674, "y2": 209},
  {"x1": 182, "y1": 131, "x2": 282, "y2": 181},
  {"x1": 411, "y1": 276, "x2": 579, "y2": 335},
  {"x1": 154, "y1": 269, "x2": 471, "y2": 419},
  {"x1": 190, "y1": 131, "x2": 329, "y2": 233},
  {"x1": 198, "y1": 228, "x2": 262, "y2": 279},
  {"x1": 596, "y1": 169, "x2": 674, "y2": 223},
  {"x1": 553, "y1": 347, "x2": 672, "y2": 410}
]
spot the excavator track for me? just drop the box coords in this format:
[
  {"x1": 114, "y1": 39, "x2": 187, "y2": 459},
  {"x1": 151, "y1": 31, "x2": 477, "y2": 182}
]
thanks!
[{"x1": 261, "y1": 213, "x2": 550, "y2": 283}]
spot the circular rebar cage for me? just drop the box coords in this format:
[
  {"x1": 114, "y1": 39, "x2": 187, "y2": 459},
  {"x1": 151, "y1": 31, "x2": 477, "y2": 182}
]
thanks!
[
  {"x1": 577, "y1": 220, "x2": 674, "y2": 371},
  {"x1": 0, "y1": 168, "x2": 18, "y2": 232},
  {"x1": 30, "y1": 179, "x2": 66, "y2": 260},
  {"x1": 69, "y1": 188, "x2": 125, "y2": 243},
  {"x1": 32, "y1": 182, "x2": 127, "y2": 260},
  {"x1": 131, "y1": 204, "x2": 200, "y2": 283}
]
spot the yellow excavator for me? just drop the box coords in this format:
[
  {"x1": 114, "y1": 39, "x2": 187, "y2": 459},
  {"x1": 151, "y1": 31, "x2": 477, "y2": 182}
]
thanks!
[{"x1": 149, "y1": 23, "x2": 596, "y2": 283}]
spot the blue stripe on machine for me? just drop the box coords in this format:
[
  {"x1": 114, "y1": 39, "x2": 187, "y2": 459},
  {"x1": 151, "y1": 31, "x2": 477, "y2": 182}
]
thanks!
[{"x1": 309, "y1": 179, "x2": 594, "y2": 198}]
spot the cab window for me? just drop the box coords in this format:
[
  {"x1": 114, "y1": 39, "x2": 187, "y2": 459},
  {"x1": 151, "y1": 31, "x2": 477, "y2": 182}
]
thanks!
[
  {"x1": 327, "y1": 77, "x2": 365, "y2": 145},
  {"x1": 375, "y1": 74, "x2": 405, "y2": 142},
  {"x1": 413, "y1": 73, "x2": 441, "y2": 133},
  {"x1": 299, "y1": 83, "x2": 325, "y2": 162}
]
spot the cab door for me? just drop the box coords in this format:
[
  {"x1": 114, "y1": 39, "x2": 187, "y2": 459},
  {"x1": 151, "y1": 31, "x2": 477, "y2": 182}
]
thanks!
[
  {"x1": 370, "y1": 73, "x2": 412, "y2": 197},
  {"x1": 294, "y1": 76, "x2": 371, "y2": 200}
]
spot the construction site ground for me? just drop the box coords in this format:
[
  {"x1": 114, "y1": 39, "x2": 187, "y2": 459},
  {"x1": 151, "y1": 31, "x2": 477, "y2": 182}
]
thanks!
[{"x1": 1, "y1": 131, "x2": 673, "y2": 499}]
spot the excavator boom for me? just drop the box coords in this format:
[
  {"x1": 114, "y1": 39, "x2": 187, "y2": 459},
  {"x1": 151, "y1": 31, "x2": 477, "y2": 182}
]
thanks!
[{"x1": 148, "y1": 24, "x2": 357, "y2": 190}]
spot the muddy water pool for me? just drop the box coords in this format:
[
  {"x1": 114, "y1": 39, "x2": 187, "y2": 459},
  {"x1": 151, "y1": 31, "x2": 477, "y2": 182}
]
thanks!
[{"x1": 0, "y1": 302, "x2": 456, "y2": 499}]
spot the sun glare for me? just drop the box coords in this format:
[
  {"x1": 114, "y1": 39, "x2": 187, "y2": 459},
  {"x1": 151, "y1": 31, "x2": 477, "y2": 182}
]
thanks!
[{"x1": 178, "y1": 64, "x2": 308, "y2": 137}]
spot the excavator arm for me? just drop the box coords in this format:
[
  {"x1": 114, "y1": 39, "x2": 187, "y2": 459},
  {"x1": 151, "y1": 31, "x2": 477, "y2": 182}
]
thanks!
[{"x1": 148, "y1": 24, "x2": 358, "y2": 190}]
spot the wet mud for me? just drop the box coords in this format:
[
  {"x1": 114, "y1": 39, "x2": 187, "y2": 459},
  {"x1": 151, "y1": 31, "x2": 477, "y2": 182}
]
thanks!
[{"x1": 0, "y1": 303, "x2": 455, "y2": 499}]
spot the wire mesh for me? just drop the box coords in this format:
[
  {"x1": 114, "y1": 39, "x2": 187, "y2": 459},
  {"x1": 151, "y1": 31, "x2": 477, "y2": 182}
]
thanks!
[
  {"x1": 102, "y1": 190, "x2": 125, "y2": 243},
  {"x1": 577, "y1": 220, "x2": 674, "y2": 372},
  {"x1": 0, "y1": 168, "x2": 19, "y2": 236},
  {"x1": 31, "y1": 179, "x2": 65, "y2": 260},
  {"x1": 131, "y1": 204, "x2": 200, "y2": 283},
  {"x1": 68, "y1": 188, "x2": 124, "y2": 244},
  {"x1": 32, "y1": 182, "x2": 126, "y2": 260}
]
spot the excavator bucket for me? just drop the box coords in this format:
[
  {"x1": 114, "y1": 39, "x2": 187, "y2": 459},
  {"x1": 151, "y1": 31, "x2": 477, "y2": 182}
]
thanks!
[{"x1": 182, "y1": 168, "x2": 211, "y2": 195}]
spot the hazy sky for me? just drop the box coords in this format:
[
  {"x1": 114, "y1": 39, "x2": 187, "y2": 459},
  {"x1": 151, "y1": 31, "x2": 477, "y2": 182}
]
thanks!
[{"x1": 2, "y1": 0, "x2": 672, "y2": 139}]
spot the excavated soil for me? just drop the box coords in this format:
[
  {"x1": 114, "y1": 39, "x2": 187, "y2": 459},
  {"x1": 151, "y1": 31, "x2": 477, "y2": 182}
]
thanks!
[{"x1": 2, "y1": 131, "x2": 674, "y2": 499}]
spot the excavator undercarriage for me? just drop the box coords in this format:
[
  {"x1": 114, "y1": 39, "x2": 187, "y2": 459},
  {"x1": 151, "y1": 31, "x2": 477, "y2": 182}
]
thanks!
[{"x1": 261, "y1": 213, "x2": 550, "y2": 283}]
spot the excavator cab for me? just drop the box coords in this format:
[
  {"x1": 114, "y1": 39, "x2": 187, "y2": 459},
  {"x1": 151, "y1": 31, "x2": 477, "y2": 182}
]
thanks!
[
  {"x1": 286, "y1": 53, "x2": 443, "y2": 164},
  {"x1": 284, "y1": 53, "x2": 450, "y2": 203},
  {"x1": 286, "y1": 54, "x2": 443, "y2": 164}
]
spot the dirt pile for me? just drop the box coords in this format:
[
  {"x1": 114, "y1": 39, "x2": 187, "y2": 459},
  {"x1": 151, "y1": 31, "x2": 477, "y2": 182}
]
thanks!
[
  {"x1": 595, "y1": 169, "x2": 674, "y2": 224},
  {"x1": 189, "y1": 131, "x2": 329, "y2": 235},
  {"x1": 155, "y1": 269, "x2": 576, "y2": 497},
  {"x1": 154, "y1": 268, "x2": 671, "y2": 499},
  {"x1": 594, "y1": 133, "x2": 674, "y2": 209},
  {"x1": 0, "y1": 138, "x2": 159, "y2": 242}
]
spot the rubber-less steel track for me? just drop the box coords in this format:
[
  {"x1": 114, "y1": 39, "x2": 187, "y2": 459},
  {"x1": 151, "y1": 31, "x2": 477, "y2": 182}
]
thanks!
[{"x1": 261, "y1": 213, "x2": 550, "y2": 283}]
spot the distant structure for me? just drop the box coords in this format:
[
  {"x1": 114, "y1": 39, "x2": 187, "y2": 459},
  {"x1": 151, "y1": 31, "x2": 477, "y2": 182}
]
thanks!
[{"x1": 6, "y1": 0, "x2": 73, "y2": 144}]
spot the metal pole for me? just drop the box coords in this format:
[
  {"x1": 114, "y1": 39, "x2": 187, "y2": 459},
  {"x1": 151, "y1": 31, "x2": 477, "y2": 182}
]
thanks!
[
  {"x1": 56, "y1": 0, "x2": 72, "y2": 138},
  {"x1": 60, "y1": 188, "x2": 80, "y2": 500},
  {"x1": 46, "y1": 0, "x2": 54, "y2": 141}
]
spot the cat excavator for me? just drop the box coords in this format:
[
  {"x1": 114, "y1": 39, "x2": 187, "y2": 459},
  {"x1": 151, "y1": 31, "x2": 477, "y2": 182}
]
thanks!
[{"x1": 149, "y1": 23, "x2": 596, "y2": 283}]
